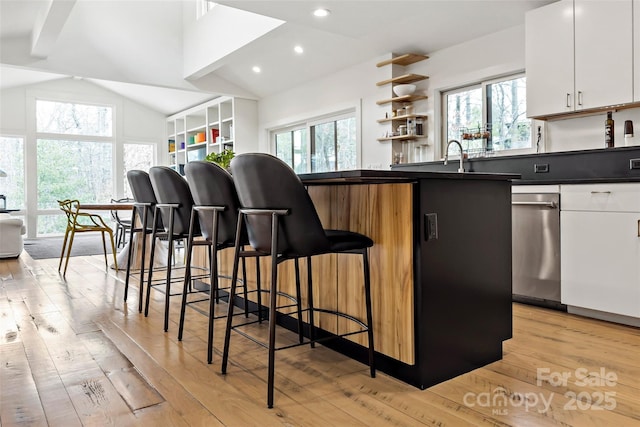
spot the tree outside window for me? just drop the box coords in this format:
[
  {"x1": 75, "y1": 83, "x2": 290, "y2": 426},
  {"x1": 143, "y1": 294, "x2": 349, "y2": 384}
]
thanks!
[
  {"x1": 443, "y1": 74, "x2": 531, "y2": 156},
  {"x1": 274, "y1": 113, "x2": 356, "y2": 173},
  {"x1": 123, "y1": 143, "x2": 154, "y2": 198},
  {"x1": 35, "y1": 99, "x2": 114, "y2": 235},
  {"x1": 0, "y1": 136, "x2": 25, "y2": 210}
]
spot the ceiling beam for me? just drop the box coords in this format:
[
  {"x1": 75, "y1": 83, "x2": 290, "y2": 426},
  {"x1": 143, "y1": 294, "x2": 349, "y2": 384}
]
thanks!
[{"x1": 31, "y1": 0, "x2": 77, "y2": 59}]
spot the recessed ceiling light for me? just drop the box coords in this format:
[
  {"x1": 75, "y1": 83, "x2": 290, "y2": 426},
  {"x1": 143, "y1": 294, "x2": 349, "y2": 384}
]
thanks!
[
  {"x1": 294, "y1": 45, "x2": 304, "y2": 54},
  {"x1": 313, "y1": 8, "x2": 330, "y2": 17},
  {"x1": 252, "y1": 66, "x2": 261, "y2": 73}
]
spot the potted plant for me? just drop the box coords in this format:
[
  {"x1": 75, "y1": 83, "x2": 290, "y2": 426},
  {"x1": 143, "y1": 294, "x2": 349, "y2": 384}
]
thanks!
[{"x1": 205, "y1": 148, "x2": 235, "y2": 170}]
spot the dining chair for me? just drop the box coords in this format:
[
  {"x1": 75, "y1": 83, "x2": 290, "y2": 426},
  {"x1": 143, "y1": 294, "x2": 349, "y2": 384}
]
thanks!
[
  {"x1": 221, "y1": 153, "x2": 376, "y2": 408},
  {"x1": 110, "y1": 197, "x2": 134, "y2": 248},
  {"x1": 57, "y1": 199, "x2": 118, "y2": 276}
]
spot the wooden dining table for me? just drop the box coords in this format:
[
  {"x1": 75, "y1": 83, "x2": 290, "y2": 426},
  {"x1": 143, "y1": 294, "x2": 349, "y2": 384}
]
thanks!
[
  {"x1": 76, "y1": 202, "x2": 168, "y2": 270},
  {"x1": 76, "y1": 202, "x2": 135, "y2": 269},
  {"x1": 78, "y1": 203, "x2": 134, "y2": 211}
]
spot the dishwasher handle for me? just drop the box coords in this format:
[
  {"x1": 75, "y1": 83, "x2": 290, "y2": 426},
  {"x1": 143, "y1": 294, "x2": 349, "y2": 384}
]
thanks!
[{"x1": 512, "y1": 201, "x2": 558, "y2": 209}]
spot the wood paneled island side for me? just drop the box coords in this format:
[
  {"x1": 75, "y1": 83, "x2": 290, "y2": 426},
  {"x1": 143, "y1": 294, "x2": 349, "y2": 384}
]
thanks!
[{"x1": 206, "y1": 169, "x2": 517, "y2": 389}]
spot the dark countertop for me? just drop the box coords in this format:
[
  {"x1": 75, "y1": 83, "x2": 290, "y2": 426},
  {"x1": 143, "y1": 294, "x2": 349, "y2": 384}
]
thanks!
[
  {"x1": 391, "y1": 146, "x2": 640, "y2": 185},
  {"x1": 298, "y1": 169, "x2": 519, "y2": 185},
  {"x1": 515, "y1": 177, "x2": 640, "y2": 185}
]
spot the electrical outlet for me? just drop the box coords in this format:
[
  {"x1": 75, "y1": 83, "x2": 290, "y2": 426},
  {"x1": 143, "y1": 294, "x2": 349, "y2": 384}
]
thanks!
[
  {"x1": 425, "y1": 213, "x2": 438, "y2": 241},
  {"x1": 534, "y1": 163, "x2": 549, "y2": 173}
]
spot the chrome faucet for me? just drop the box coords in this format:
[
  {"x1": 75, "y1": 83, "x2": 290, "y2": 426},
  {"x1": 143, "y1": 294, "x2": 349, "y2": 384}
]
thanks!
[{"x1": 444, "y1": 139, "x2": 465, "y2": 173}]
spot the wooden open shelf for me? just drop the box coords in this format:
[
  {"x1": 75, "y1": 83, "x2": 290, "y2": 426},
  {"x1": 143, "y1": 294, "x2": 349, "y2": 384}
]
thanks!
[
  {"x1": 376, "y1": 74, "x2": 428, "y2": 86},
  {"x1": 376, "y1": 54, "x2": 429, "y2": 68},
  {"x1": 377, "y1": 134, "x2": 426, "y2": 142},
  {"x1": 376, "y1": 94, "x2": 428, "y2": 105},
  {"x1": 377, "y1": 114, "x2": 427, "y2": 124}
]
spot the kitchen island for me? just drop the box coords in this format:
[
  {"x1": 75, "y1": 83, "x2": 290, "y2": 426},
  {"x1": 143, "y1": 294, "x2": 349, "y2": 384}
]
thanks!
[{"x1": 213, "y1": 169, "x2": 517, "y2": 389}]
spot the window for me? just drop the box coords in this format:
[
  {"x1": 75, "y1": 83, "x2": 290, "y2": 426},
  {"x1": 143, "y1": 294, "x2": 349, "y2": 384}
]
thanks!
[
  {"x1": 36, "y1": 99, "x2": 114, "y2": 235},
  {"x1": 275, "y1": 127, "x2": 308, "y2": 174},
  {"x1": 273, "y1": 112, "x2": 357, "y2": 173},
  {"x1": 123, "y1": 143, "x2": 155, "y2": 197},
  {"x1": 0, "y1": 136, "x2": 25, "y2": 210},
  {"x1": 197, "y1": 0, "x2": 217, "y2": 18},
  {"x1": 36, "y1": 100, "x2": 112, "y2": 137},
  {"x1": 443, "y1": 74, "x2": 530, "y2": 156}
]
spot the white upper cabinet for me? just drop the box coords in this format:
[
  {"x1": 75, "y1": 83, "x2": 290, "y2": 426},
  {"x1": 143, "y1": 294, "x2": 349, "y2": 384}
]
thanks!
[
  {"x1": 635, "y1": 0, "x2": 640, "y2": 101},
  {"x1": 574, "y1": 0, "x2": 633, "y2": 110},
  {"x1": 526, "y1": 0, "x2": 574, "y2": 118},
  {"x1": 526, "y1": 0, "x2": 633, "y2": 118}
]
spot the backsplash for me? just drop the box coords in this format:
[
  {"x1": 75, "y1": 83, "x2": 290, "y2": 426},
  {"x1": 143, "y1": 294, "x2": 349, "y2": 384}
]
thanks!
[
  {"x1": 391, "y1": 146, "x2": 640, "y2": 183},
  {"x1": 545, "y1": 107, "x2": 640, "y2": 152}
]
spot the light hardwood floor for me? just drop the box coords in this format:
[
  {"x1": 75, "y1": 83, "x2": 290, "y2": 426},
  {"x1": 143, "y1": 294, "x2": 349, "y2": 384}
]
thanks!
[{"x1": 1, "y1": 252, "x2": 639, "y2": 426}]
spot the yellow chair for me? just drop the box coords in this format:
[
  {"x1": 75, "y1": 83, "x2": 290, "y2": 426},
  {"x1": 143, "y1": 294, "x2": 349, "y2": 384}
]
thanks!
[{"x1": 58, "y1": 199, "x2": 118, "y2": 276}]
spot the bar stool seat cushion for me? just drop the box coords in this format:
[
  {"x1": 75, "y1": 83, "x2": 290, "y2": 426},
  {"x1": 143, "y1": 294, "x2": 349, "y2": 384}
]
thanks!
[{"x1": 325, "y1": 229, "x2": 373, "y2": 252}]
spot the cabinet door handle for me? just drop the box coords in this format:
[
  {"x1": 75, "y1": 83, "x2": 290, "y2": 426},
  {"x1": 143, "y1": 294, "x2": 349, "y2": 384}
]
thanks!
[
  {"x1": 566, "y1": 93, "x2": 571, "y2": 108},
  {"x1": 637, "y1": 220, "x2": 640, "y2": 237},
  {"x1": 578, "y1": 91, "x2": 583, "y2": 106},
  {"x1": 590, "y1": 191, "x2": 611, "y2": 194}
]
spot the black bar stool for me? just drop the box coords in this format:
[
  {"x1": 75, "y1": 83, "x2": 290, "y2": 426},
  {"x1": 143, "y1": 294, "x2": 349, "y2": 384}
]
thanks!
[
  {"x1": 221, "y1": 153, "x2": 376, "y2": 408},
  {"x1": 178, "y1": 160, "x2": 263, "y2": 363},
  {"x1": 124, "y1": 170, "x2": 164, "y2": 312},
  {"x1": 147, "y1": 166, "x2": 208, "y2": 332}
]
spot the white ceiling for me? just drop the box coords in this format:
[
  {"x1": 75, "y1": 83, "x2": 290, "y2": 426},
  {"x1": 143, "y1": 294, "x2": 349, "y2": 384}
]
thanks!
[{"x1": 0, "y1": 0, "x2": 556, "y2": 116}]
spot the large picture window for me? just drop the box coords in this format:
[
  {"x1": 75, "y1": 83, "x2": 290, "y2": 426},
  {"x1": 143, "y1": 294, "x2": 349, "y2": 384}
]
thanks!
[
  {"x1": 443, "y1": 74, "x2": 531, "y2": 156},
  {"x1": 123, "y1": 142, "x2": 155, "y2": 197},
  {"x1": 36, "y1": 99, "x2": 114, "y2": 235},
  {"x1": 273, "y1": 111, "x2": 357, "y2": 173},
  {"x1": 0, "y1": 136, "x2": 25, "y2": 210}
]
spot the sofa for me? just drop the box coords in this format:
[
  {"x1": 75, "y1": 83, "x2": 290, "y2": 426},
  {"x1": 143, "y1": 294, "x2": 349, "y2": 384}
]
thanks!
[{"x1": 0, "y1": 213, "x2": 26, "y2": 258}]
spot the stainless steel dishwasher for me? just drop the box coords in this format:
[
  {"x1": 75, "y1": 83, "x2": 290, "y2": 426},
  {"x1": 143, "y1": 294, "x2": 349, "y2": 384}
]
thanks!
[{"x1": 512, "y1": 191, "x2": 565, "y2": 310}]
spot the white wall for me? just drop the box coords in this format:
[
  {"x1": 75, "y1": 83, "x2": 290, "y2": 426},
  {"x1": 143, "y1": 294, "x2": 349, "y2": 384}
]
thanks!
[
  {"x1": 258, "y1": 55, "x2": 389, "y2": 168},
  {"x1": 544, "y1": 109, "x2": 640, "y2": 151},
  {"x1": 257, "y1": 25, "x2": 529, "y2": 168},
  {"x1": 0, "y1": 78, "x2": 165, "y2": 237},
  {"x1": 182, "y1": 3, "x2": 284, "y2": 80},
  {"x1": 257, "y1": 23, "x2": 640, "y2": 167}
]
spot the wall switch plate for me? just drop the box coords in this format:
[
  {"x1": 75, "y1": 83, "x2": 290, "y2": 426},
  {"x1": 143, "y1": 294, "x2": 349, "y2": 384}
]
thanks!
[
  {"x1": 425, "y1": 213, "x2": 438, "y2": 241},
  {"x1": 534, "y1": 163, "x2": 549, "y2": 173},
  {"x1": 630, "y1": 159, "x2": 640, "y2": 170}
]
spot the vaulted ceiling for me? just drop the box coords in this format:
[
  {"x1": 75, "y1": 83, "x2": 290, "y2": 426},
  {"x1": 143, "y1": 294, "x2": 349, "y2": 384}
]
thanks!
[{"x1": 0, "y1": 0, "x2": 555, "y2": 115}]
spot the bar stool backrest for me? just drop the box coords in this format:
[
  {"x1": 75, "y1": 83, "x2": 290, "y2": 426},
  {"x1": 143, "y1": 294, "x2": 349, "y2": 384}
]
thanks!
[
  {"x1": 126, "y1": 170, "x2": 163, "y2": 231},
  {"x1": 184, "y1": 161, "x2": 244, "y2": 245},
  {"x1": 149, "y1": 166, "x2": 199, "y2": 236},
  {"x1": 230, "y1": 153, "x2": 331, "y2": 257}
]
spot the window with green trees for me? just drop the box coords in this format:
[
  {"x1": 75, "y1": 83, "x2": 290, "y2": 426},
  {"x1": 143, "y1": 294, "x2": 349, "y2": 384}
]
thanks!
[
  {"x1": 274, "y1": 112, "x2": 357, "y2": 173},
  {"x1": 443, "y1": 74, "x2": 531, "y2": 156},
  {"x1": 36, "y1": 99, "x2": 114, "y2": 234},
  {"x1": 0, "y1": 136, "x2": 25, "y2": 210}
]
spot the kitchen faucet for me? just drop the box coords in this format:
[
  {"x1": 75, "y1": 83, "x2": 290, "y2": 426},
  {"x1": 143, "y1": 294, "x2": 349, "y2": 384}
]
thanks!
[{"x1": 444, "y1": 139, "x2": 465, "y2": 173}]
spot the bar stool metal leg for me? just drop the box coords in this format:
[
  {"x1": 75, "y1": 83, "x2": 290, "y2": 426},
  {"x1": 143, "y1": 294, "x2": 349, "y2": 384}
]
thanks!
[
  {"x1": 266, "y1": 212, "x2": 281, "y2": 409},
  {"x1": 221, "y1": 213, "x2": 245, "y2": 375},
  {"x1": 362, "y1": 248, "x2": 375, "y2": 378},
  {"x1": 178, "y1": 209, "x2": 198, "y2": 342}
]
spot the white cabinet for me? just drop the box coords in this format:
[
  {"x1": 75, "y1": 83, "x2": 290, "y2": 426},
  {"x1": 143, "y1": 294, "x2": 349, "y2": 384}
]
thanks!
[
  {"x1": 526, "y1": 0, "x2": 574, "y2": 117},
  {"x1": 634, "y1": 0, "x2": 640, "y2": 101},
  {"x1": 526, "y1": 0, "x2": 633, "y2": 118},
  {"x1": 561, "y1": 184, "x2": 640, "y2": 318},
  {"x1": 166, "y1": 97, "x2": 257, "y2": 174}
]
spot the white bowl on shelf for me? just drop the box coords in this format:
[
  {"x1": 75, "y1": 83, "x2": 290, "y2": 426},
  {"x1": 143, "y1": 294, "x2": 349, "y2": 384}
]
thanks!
[{"x1": 393, "y1": 84, "x2": 416, "y2": 97}]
